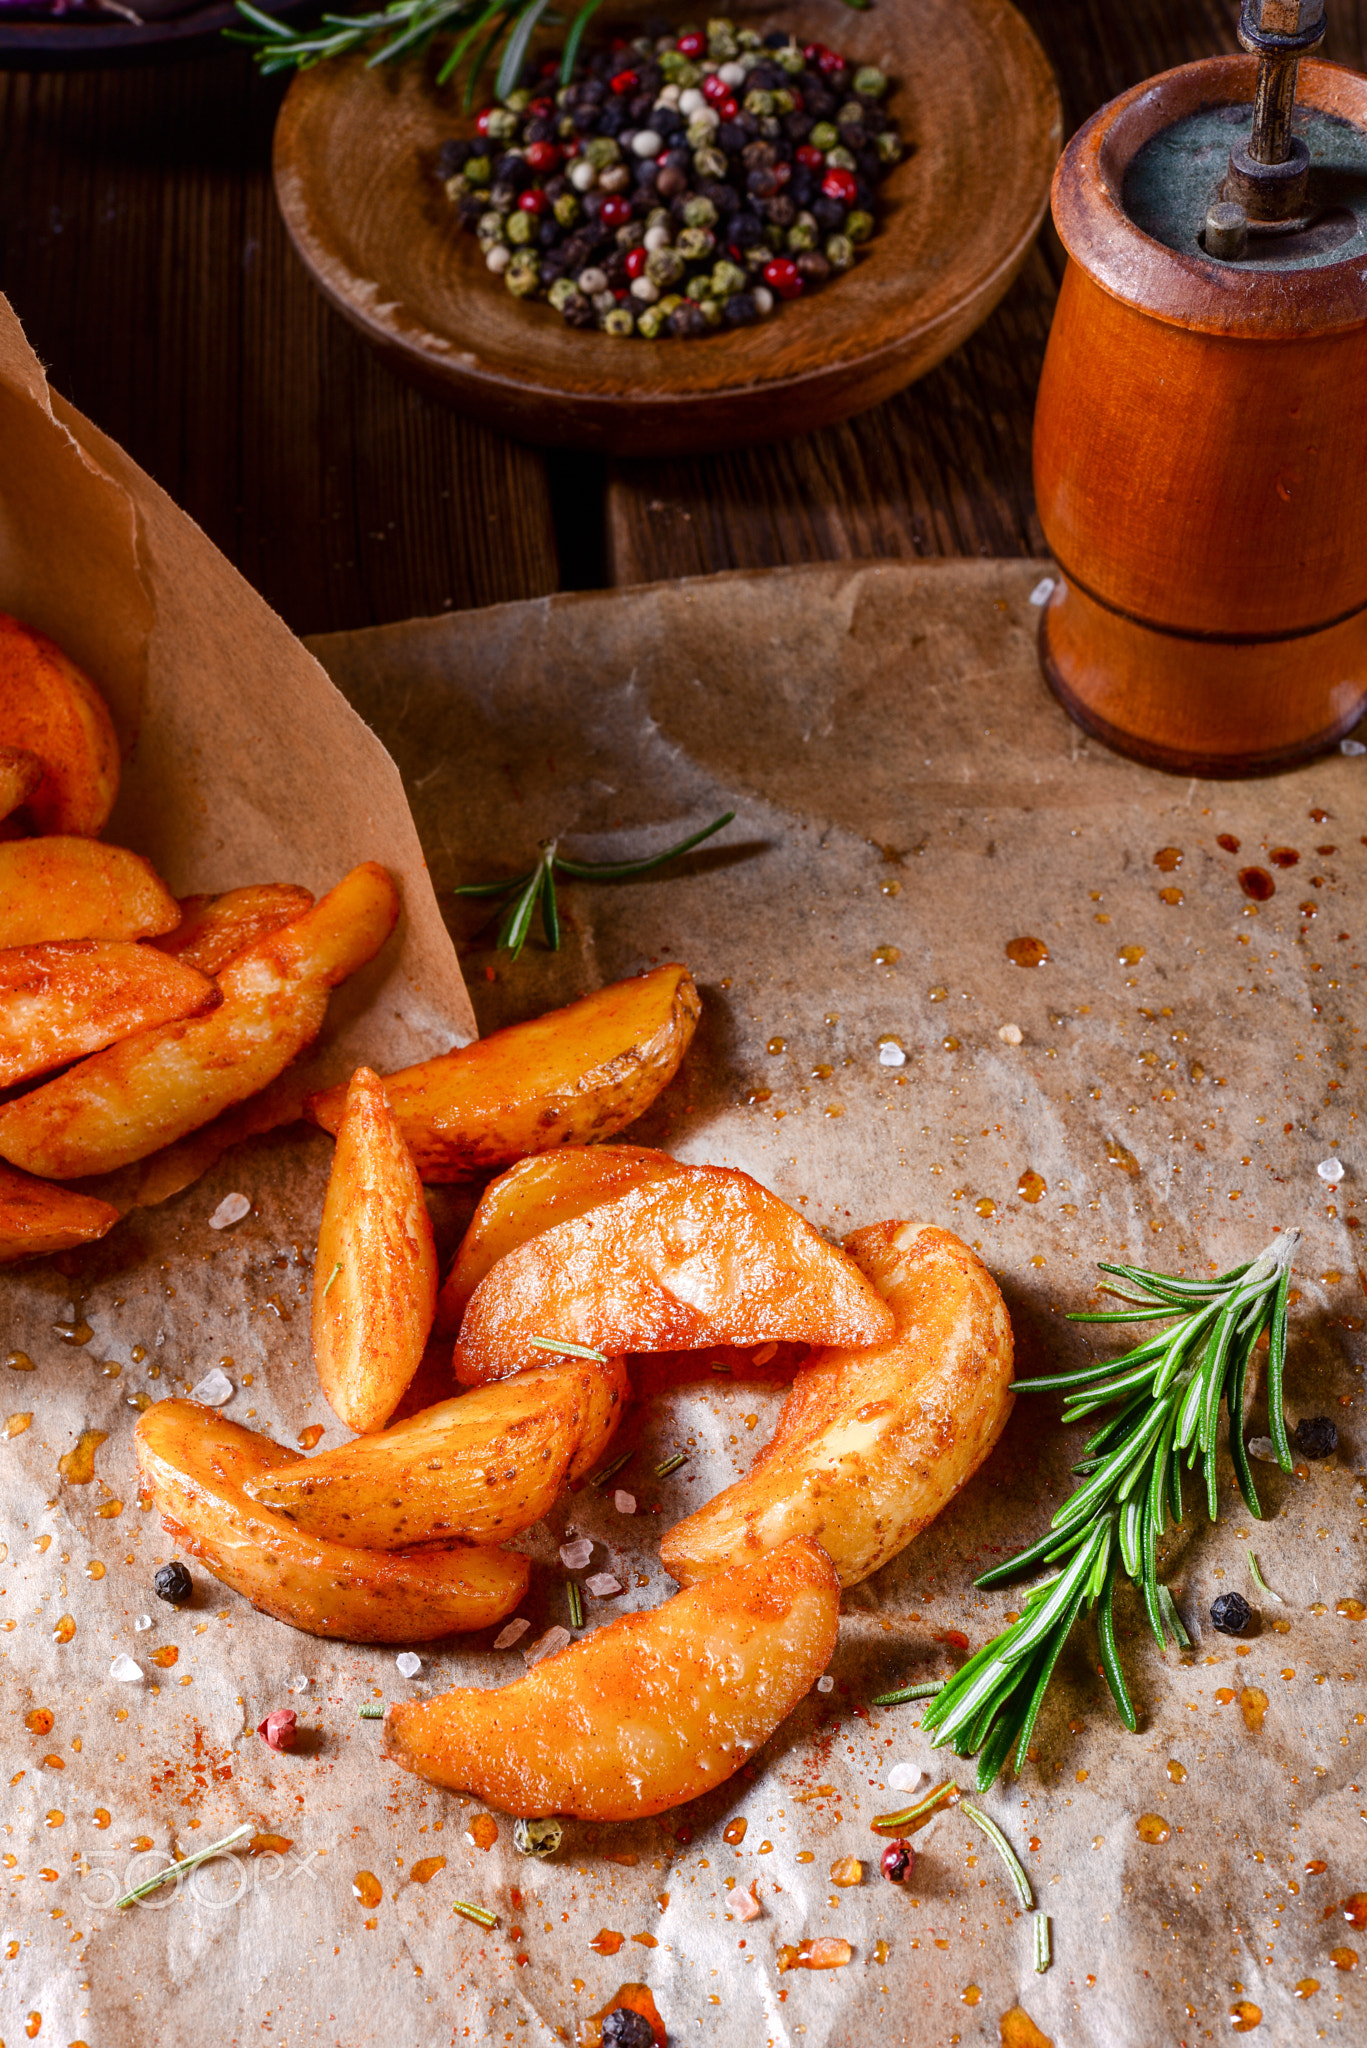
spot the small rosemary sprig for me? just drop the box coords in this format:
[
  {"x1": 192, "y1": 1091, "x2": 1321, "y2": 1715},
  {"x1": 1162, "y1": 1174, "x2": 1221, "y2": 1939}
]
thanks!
[
  {"x1": 231, "y1": 0, "x2": 609, "y2": 100},
  {"x1": 454, "y1": 811, "x2": 734, "y2": 961},
  {"x1": 923, "y1": 1233, "x2": 1298, "y2": 1791},
  {"x1": 115, "y1": 1822, "x2": 255, "y2": 1908}
]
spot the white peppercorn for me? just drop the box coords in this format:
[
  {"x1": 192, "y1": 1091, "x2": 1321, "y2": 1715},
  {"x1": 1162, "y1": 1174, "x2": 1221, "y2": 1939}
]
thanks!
[
  {"x1": 630, "y1": 276, "x2": 661, "y2": 302},
  {"x1": 577, "y1": 266, "x2": 608, "y2": 295},
  {"x1": 568, "y1": 159, "x2": 597, "y2": 191},
  {"x1": 485, "y1": 244, "x2": 511, "y2": 273},
  {"x1": 632, "y1": 129, "x2": 664, "y2": 157},
  {"x1": 644, "y1": 224, "x2": 674, "y2": 252}
]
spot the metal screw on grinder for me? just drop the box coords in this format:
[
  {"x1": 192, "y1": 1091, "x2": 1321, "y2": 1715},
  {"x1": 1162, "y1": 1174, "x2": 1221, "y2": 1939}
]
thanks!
[{"x1": 1205, "y1": 198, "x2": 1250, "y2": 258}]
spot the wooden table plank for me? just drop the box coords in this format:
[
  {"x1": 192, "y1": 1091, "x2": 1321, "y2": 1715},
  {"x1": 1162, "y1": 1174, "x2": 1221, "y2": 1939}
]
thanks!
[
  {"x1": 606, "y1": 0, "x2": 1367, "y2": 587},
  {"x1": 0, "y1": 50, "x2": 561, "y2": 635}
]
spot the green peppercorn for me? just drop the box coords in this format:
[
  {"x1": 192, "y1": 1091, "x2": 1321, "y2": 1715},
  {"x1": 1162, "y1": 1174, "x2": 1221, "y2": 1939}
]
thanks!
[
  {"x1": 686, "y1": 117, "x2": 718, "y2": 150},
  {"x1": 854, "y1": 65, "x2": 889, "y2": 98},
  {"x1": 744, "y1": 89, "x2": 775, "y2": 118},
  {"x1": 637, "y1": 303, "x2": 669, "y2": 339},
  {"x1": 838, "y1": 101, "x2": 867, "y2": 129},
  {"x1": 477, "y1": 211, "x2": 506, "y2": 243},
  {"x1": 503, "y1": 88, "x2": 531, "y2": 113},
  {"x1": 772, "y1": 89, "x2": 794, "y2": 116},
  {"x1": 444, "y1": 174, "x2": 467, "y2": 204},
  {"x1": 656, "y1": 293, "x2": 684, "y2": 317},
  {"x1": 707, "y1": 17, "x2": 738, "y2": 59},
  {"x1": 682, "y1": 195, "x2": 718, "y2": 229},
  {"x1": 548, "y1": 277, "x2": 580, "y2": 311},
  {"x1": 504, "y1": 255, "x2": 540, "y2": 298},
  {"x1": 585, "y1": 135, "x2": 622, "y2": 169},
  {"x1": 694, "y1": 145, "x2": 728, "y2": 181},
  {"x1": 675, "y1": 59, "x2": 704, "y2": 87},
  {"x1": 684, "y1": 274, "x2": 714, "y2": 302},
  {"x1": 505, "y1": 208, "x2": 534, "y2": 246},
  {"x1": 646, "y1": 246, "x2": 687, "y2": 288},
  {"x1": 484, "y1": 108, "x2": 519, "y2": 144},
  {"x1": 555, "y1": 84, "x2": 575, "y2": 108},
  {"x1": 556, "y1": 115, "x2": 577, "y2": 141},
  {"x1": 659, "y1": 49, "x2": 688, "y2": 77},
  {"x1": 513, "y1": 1816, "x2": 564, "y2": 1859},
  {"x1": 786, "y1": 217, "x2": 818, "y2": 253},
  {"x1": 676, "y1": 225, "x2": 716, "y2": 261},
  {"x1": 710, "y1": 258, "x2": 747, "y2": 297},
  {"x1": 699, "y1": 296, "x2": 724, "y2": 328},
  {"x1": 737, "y1": 26, "x2": 762, "y2": 48},
  {"x1": 825, "y1": 145, "x2": 857, "y2": 171},
  {"x1": 825, "y1": 233, "x2": 855, "y2": 271},
  {"x1": 646, "y1": 206, "x2": 672, "y2": 232},
  {"x1": 809, "y1": 122, "x2": 839, "y2": 152},
  {"x1": 763, "y1": 223, "x2": 784, "y2": 251},
  {"x1": 553, "y1": 193, "x2": 581, "y2": 228},
  {"x1": 876, "y1": 130, "x2": 903, "y2": 164},
  {"x1": 465, "y1": 156, "x2": 492, "y2": 186},
  {"x1": 601, "y1": 306, "x2": 636, "y2": 337},
  {"x1": 744, "y1": 244, "x2": 769, "y2": 272},
  {"x1": 776, "y1": 46, "x2": 805, "y2": 75},
  {"x1": 846, "y1": 209, "x2": 875, "y2": 244}
]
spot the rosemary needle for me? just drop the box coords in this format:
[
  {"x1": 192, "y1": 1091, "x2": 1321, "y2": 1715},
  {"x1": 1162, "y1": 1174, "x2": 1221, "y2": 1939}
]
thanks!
[
  {"x1": 1248, "y1": 1549, "x2": 1284, "y2": 1602},
  {"x1": 591, "y1": 1449, "x2": 633, "y2": 1489},
  {"x1": 566, "y1": 1579, "x2": 584, "y2": 1630},
  {"x1": 870, "y1": 1681, "x2": 942, "y2": 1706},
  {"x1": 116, "y1": 1822, "x2": 255, "y2": 1907},
  {"x1": 1034, "y1": 1914, "x2": 1052, "y2": 1973},
  {"x1": 452, "y1": 1899, "x2": 499, "y2": 1929},
  {"x1": 655, "y1": 1452, "x2": 687, "y2": 1479},
  {"x1": 959, "y1": 1801, "x2": 1034, "y2": 1909},
  {"x1": 527, "y1": 1336, "x2": 608, "y2": 1363},
  {"x1": 358, "y1": 1703, "x2": 384, "y2": 1720},
  {"x1": 870, "y1": 1779, "x2": 960, "y2": 1835}
]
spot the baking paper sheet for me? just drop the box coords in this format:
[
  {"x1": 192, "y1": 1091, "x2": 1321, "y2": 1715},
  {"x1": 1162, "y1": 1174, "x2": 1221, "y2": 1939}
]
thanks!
[{"x1": 4, "y1": 557, "x2": 1366, "y2": 2048}]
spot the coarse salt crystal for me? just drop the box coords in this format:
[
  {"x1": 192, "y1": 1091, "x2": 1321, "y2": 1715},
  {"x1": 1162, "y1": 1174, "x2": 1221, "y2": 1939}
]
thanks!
[
  {"x1": 208, "y1": 1192, "x2": 250, "y2": 1230},
  {"x1": 493, "y1": 1617, "x2": 530, "y2": 1650},
  {"x1": 1248, "y1": 1436, "x2": 1278, "y2": 1462},
  {"x1": 816, "y1": 1675, "x2": 834, "y2": 1694},
  {"x1": 586, "y1": 1573, "x2": 623, "y2": 1598},
  {"x1": 523, "y1": 1626, "x2": 571, "y2": 1669},
  {"x1": 559, "y1": 1536, "x2": 594, "y2": 1571},
  {"x1": 1317, "y1": 1158, "x2": 1345, "y2": 1184},
  {"x1": 614, "y1": 1489, "x2": 637, "y2": 1515},
  {"x1": 190, "y1": 1366, "x2": 233, "y2": 1406},
  {"x1": 1029, "y1": 576, "x2": 1056, "y2": 607},
  {"x1": 110, "y1": 1653, "x2": 143, "y2": 1683},
  {"x1": 134, "y1": 1614, "x2": 152, "y2": 1632},
  {"x1": 887, "y1": 1761, "x2": 924, "y2": 1792},
  {"x1": 878, "y1": 1041, "x2": 906, "y2": 1067},
  {"x1": 396, "y1": 1652, "x2": 422, "y2": 1678},
  {"x1": 288, "y1": 1674, "x2": 310, "y2": 1694},
  {"x1": 737, "y1": 1888, "x2": 762, "y2": 1922},
  {"x1": 1341, "y1": 737, "x2": 1366, "y2": 756},
  {"x1": 998, "y1": 1023, "x2": 1023, "y2": 1045}
]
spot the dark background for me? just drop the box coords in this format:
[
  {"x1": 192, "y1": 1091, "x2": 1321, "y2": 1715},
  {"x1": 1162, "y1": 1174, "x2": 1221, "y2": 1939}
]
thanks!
[{"x1": 4, "y1": 0, "x2": 1366, "y2": 634}]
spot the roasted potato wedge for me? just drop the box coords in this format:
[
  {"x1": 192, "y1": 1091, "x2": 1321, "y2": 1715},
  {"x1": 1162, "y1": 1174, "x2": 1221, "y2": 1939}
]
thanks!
[
  {"x1": 0, "y1": 940, "x2": 220, "y2": 1089},
  {"x1": 0, "y1": 746, "x2": 42, "y2": 825},
  {"x1": 307, "y1": 964, "x2": 701, "y2": 1182},
  {"x1": 0, "y1": 837, "x2": 180, "y2": 949},
  {"x1": 383, "y1": 1536, "x2": 839, "y2": 1817},
  {"x1": 313, "y1": 1065, "x2": 438, "y2": 1435},
  {"x1": 453, "y1": 1163, "x2": 895, "y2": 1387},
  {"x1": 0, "y1": 613, "x2": 120, "y2": 836},
  {"x1": 154, "y1": 883, "x2": 315, "y2": 975},
  {"x1": 661, "y1": 1223, "x2": 1015, "y2": 1590},
  {"x1": 136, "y1": 1399, "x2": 527, "y2": 1641},
  {"x1": 435, "y1": 1144, "x2": 686, "y2": 1335},
  {"x1": 244, "y1": 1356, "x2": 628, "y2": 1547},
  {"x1": 0, "y1": 1160, "x2": 119, "y2": 1264},
  {"x1": 0, "y1": 863, "x2": 399, "y2": 1180}
]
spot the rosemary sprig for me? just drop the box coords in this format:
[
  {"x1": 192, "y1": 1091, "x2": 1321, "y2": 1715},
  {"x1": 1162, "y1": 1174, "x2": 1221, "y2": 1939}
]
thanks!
[
  {"x1": 230, "y1": 0, "x2": 607, "y2": 101},
  {"x1": 924, "y1": 1234, "x2": 1299, "y2": 1790},
  {"x1": 453, "y1": 812, "x2": 734, "y2": 960},
  {"x1": 115, "y1": 1822, "x2": 255, "y2": 1907}
]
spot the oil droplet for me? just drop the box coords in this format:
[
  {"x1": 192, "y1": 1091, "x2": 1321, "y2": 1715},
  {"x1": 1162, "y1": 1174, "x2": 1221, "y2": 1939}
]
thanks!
[
  {"x1": 1294, "y1": 1978, "x2": 1319, "y2": 1997},
  {"x1": 4, "y1": 1412, "x2": 33, "y2": 1438},
  {"x1": 1215, "y1": 1687, "x2": 1236, "y2": 1705},
  {"x1": 1238, "y1": 867, "x2": 1274, "y2": 901},
  {"x1": 757, "y1": 1841, "x2": 773, "y2": 1854},
  {"x1": 44, "y1": 1810, "x2": 62, "y2": 1828},
  {"x1": 999, "y1": 2010, "x2": 1054, "y2": 2048},
  {"x1": 1229, "y1": 2000, "x2": 1261, "y2": 2031},
  {"x1": 928, "y1": 986, "x2": 948, "y2": 1001},
  {"x1": 53, "y1": 1319, "x2": 93, "y2": 1346},
  {"x1": 25, "y1": 2013, "x2": 40, "y2": 2040},
  {"x1": 974, "y1": 1197, "x2": 996, "y2": 1218},
  {"x1": 1006, "y1": 936, "x2": 1049, "y2": 968},
  {"x1": 1118, "y1": 944, "x2": 1146, "y2": 965},
  {"x1": 1268, "y1": 846, "x2": 1300, "y2": 868},
  {"x1": 1305, "y1": 1859, "x2": 1327, "y2": 1874},
  {"x1": 6, "y1": 1351, "x2": 34, "y2": 1372},
  {"x1": 32, "y1": 1533, "x2": 50, "y2": 1554},
  {"x1": 766, "y1": 1038, "x2": 787, "y2": 1055},
  {"x1": 467, "y1": 1812, "x2": 498, "y2": 1851},
  {"x1": 297, "y1": 1424, "x2": 325, "y2": 1451},
  {"x1": 1166, "y1": 1760, "x2": 1187, "y2": 1783},
  {"x1": 93, "y1": 1810, "x2": 110, "y2": 1830},
  {"x1": 1105, "y1": 1136, "x2": 1140, "y2": 1176},
  {"x1": 776, "y1": 1937, "x2": 853, "y2": 1972},
  {"x1": 1310, "y1": 1602, "x2": 1328, "y2": 1616},
  {"x1": 1017, "y1": 1170, "x2": 1046, "y2": 1203},
  {"x1": 410, "y1": 1856, "x2": 446, "y2": 1884},
  {"x1": 631, "y1": 1932, "x2": 658, "y2": 1949},
  {"x1": 744, "y1": 1087, "x2": 771, "y2": 1106},
  {"x1": 249, "y1": 1833, "x2": 294, "y2": 1856},
  {"x1": 95, "y1": 1500, "x2": 123, "y2": 1518},
  {"x1": 1343, "y1": 1893, "x2": 1367, "y2": 1929},
  {"x1": 25, "y1": 1709, "x2": 54, "y2": 1735},
  {"x1": 1153, "y1": 847, "x2": 1183, "y2": 872},
  {"x1": 100, "y1": 1359, "x2": 121, "y2": 1379},
  {"x1": 723, "y1": 1818, "x2": 747, "y2": 1845},
  {"x1": 941, "y1": 1036, "x2": 960, "y2": 1052},
  {"x1": 352, "y1": 1871, "x2": 382, "y2": 1907},
  {"x1": 962, "y1": 1985, "x2": 982, "y2": 2006},
  {"x1": 1329, "y1": 1946, "x2": 1358, "y2": 1970},
  {"x1": 810, "y1": 1062, "x2": 833, "y2": 1080},
  {"x1": 873, "y1": 1939, "x2": 889, "y2": 1964},
  {"x1": 880, "y1": 878, "x2": 901, "y2": 896},
  {"x1": 1240, "y1": 1686, "x2": 1269, "y2": 1732},
  {"x1": 1136, "y1": 1815, "x2": 1171, "y2": 1844},
  {"x1": 1217, "y1": 833, "x2": 1240, "y2": 853},
  {"x1": 796, "y1": 1851, "x2": 815, "y2": 1864},
  {"x1": 150, "y1": 1646, "x2": 178, "y2": 1669},
  {"x1": 829, "y1": 1856, "x2": 863, "y2": 1887},
  {"x1": 52, "y1": 1616, "x2": 75, "y2": 1645},
  {"x1": 1335, "y1": 1597, "x2": 1366, "y2": 1620},
  {"x1": 590, "y1": 1930, "x2": 625, "y2": 1956},
  {"x1": 85, "y1": 1559, "x2": 105, "y2": 1579},
  {"x1": 873, "y1": 946, "x2": 900, "y2": 966},
  {"x1": 1159, "y1": 887, "x2": 1184, "y2": 905}
]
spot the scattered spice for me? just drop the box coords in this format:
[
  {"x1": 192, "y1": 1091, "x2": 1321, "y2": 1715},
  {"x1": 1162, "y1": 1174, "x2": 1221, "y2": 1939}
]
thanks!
[
  {"x1": 959, "y1": 1801, "x2": 1033, "y2": 1908},
  {"x1": 871, "y1": 1680, "x2": 941, "y2": 1706},
  {"x1": 1247, "y1": 1551, "x2": 1283, "y2": 1603},
  {"x1": 567, "y1": 1579, "x2": 585, "y2": 1629},
  {"x1": 358, "y1": 1703, "x2": 384, "y2": 1720},
  {"x1": 593, "y1": 1450, "x2": 634, "y2": 1489},
  {"x1": 655, "y1": 1452, "x2": 687, "y2": 1479},
  {"x1": 1034, "y1": 1913, "x2": 1051, "y2": 1973},
  {"x1": 531, "y1": 1337, "x2": 609, "y2": 1364},
  {"x1": 257, "y1": 1709, "x2": 297, "y2": 1753},
  {"x1": 871, "y1": 1779, "x2": 960, "y2": 1835}
]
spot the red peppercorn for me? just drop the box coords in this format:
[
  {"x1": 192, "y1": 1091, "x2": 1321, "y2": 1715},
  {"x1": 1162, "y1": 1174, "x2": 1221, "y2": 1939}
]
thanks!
[
  {"x1": 600, "y1": 196, "x2": 632, "y2": 229},
  {"x1": 763, "y1": 256, "x2": 804, "y2": 300},
  {"x1": 817, "y1": 48, "x2": 845, "y2": 76},
  {"x1": 718, "y1": 97, "x2": 739, "y2": 120},
  {"x1": 677, "y1": 30, "x2": 705, "y2": 57},
  {"x1": 257, "y1": 1708, "x2": 297, "y2": 1754},
  {"x1": 518, "y1": 188, "x2": 550, "y2": 214},
  {"x1": 702, "y1": 72, "x2": 729, "y2": 104},
  {"x1": 881, "y1": 1838, "x2": 915, "y2": 1885},
  {"x1": 773, "y1": 160, "x2": 792, "y2": 186},
  {"x1": 475, "y1": 107, "x2": 497, "y2": 137},
  {"x1": 821, "y1": 166, "x2": 858, "y2": 203},
  {"x1": 796, "y1": 144, "x2": 824, "y2": 168},
  {"x1": 524, "y1": 140, "x2": 561, "y2": 172},
  {"x1": 625, "y1": 246, "x2": 648, "y2": 278},
  {"x1": 803, "y1": 41, "x2": 827, "y2": 63},
  {"x1": 610, "y1": 69, "x2": 639, "y2": 94},
  {"x1": 528, "y1": 95, "x2": 555, "y2": 118}
]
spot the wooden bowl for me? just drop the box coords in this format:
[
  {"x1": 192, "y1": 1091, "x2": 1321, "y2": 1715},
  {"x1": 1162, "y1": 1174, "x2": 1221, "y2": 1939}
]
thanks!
[{"x1": 272, "y1": 0, "x2": 1060, "y2": 454}]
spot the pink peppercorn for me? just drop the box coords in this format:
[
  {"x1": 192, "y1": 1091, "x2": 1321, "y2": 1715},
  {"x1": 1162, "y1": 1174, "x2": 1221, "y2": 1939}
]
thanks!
[
  {"x1": 763, "y1": 256, "x2": 804, "y2": 300},
  {"x1": 528, "y1": 95, "x2": 554, "y2": 118},
  {"x1": 625, "y1": 246, "x2": 648, "y2": 278},
  {"x1": 610, "y1": 68, "x2": 638, "y2": 94},
  {"x1": 881, "y1": 1838, "x2": 916, "y2": 1885},
  {"x1": 676, "y1": 30, "x2": 705, "y2": 56},
  {"x1": 702, "y1": 73, "x2": 729, "y2": 104},
  {"x1": 518, "y1": 188, "x2": 549, "y2": 214},
  {"x1": 717, "y1": 97, "x2": 739, "y2": 120},
  {"x1": 796, "y1": 144, "x2": 825, "y2": 168},
  {"x1": 822, "y1": 166, "x2": 858, "y2": 203},
  {"x1": 524, "y1": 140, "x2": 561, "y2": 173},
  {"x1": 475, "y1": 107, "x2": 497, "y2": 137},
  {"x1": 257, "y1": 1708, "x2": 297, "y2": 1753},
  {"x1": 600, "y1": 196, "x2": 632, "y2": 229}
]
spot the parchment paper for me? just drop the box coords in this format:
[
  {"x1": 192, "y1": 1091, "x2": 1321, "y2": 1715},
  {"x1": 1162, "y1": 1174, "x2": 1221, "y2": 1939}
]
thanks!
[{"x1": 3, "y1": 558, "x2": 1365, "y2": 2048}]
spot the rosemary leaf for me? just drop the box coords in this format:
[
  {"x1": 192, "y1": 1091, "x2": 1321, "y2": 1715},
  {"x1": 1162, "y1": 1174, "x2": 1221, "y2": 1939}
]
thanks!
[
  {"x1": 527, "y1": 1335, "x2": 608, "y2": 1362},
  {"x1": 959, "y1": 1801, "x2": 1034, "y2": 1909},
  {"x1": 1034, "y1": 1913, "x2": 1052, "y2": 1973},
  {"x1": 116, "y1": 1822, "x2": 255, "y2": 1908},
  {"x1": 358, "y1": 1702, "x2": 384, "y2": 1719},
  {"x1": 452, "y1": 1898, "x2": 499, "y2": 1928},
  {"x1": 870, "y1": 1779, "x2": 960, "y2": 1835},
  {"x1": 870, "y1": 1681, "x2": 942, "y2": 1706},
  {"x1": 1248, "y1": 1549, "x2": 1283, "y2": 1602}
]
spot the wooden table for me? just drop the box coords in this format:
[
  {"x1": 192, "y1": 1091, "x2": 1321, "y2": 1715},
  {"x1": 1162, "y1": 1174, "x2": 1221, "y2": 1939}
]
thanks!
[{"x1": 3, "y1": 0, "x2": 1365, "y2": 636}]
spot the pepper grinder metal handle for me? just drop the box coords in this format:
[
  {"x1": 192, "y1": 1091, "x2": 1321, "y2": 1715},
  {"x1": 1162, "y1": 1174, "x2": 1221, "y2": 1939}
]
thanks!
[{"x1": 1226, "y1": 0, "x2": 1328, "y2": 223}]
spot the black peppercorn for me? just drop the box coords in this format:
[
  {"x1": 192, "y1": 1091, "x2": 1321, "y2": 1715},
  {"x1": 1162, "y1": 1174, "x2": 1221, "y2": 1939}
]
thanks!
[
  {"x1": 723, "y1": 291, "x2": 760, "y2": 326},
  {"x1": 1294, "y1": 1415, "x2": 1338, "y2": 1459},
  {"x1": 668, "y1": 302, "x2": 708, "y2": 339},
  {"x1": 601, "y1": 2011, "x2": 654, "y2": 2048},
  {"x1": 881, "y1": 1838, "x2": 916, "y2": 1884},
  {"x1": 154, "y1": 1560, "x2": 193, "y2": 1605},
  {"x1": 436, "y1": 139, "x2": 472, "y2": 178},
  {"x1": 813, "y1": 195, "x2": 847, "y2": 232},
  {"x1": 1210, "y1": 1591, "x2": 1252, "y2": 1636}
]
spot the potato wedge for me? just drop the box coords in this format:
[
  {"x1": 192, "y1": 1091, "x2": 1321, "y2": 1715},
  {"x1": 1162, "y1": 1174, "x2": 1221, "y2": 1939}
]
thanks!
[
  {"x1": 661, "y1": 1223, "x2": 1015, "y2": 1590},
  {"x1": 0, "y1": 863, "x2": 399, "y2": 1180},
  {"x1": 0, "y1": 746, "x2": 42, "y2": 825},
  {"x1": 383, "y1": 1536, "x2": 839, "y2": 1817},
  {"x1": 307, "y1": 963, "x2": 701, "y2": 1182},
  {"x1": 154, "y1": 883, "x2": 316, "y2": 975},
  {"x1": 435, "y1": 1144, "x2": 686, "y2": 1335},
  {"x1": 313, "y1": 1065, "x2": 438, "y2": 1435},
  {"x1": 0, "y1": 613, "x2": 120, "y2": 835},
  {"x1": 0, "y1": 1160, "x2": 119, "y2": 1264},
  {"x1": 135, "y1": 1399, "x2": 527, "y2": 1642},
  {"x1": 0, "y1": 940, "x2": 220, "y2": 1089},
  {"x1": 244, "y1": 1356, "x2": 628, "y2": 1547},
  {"x1": 0, "y1": 837, "x2": 180, "y2": 949},
  {"x1": 453, "y1": 1163, "x2": 895, "y2": 1387}
]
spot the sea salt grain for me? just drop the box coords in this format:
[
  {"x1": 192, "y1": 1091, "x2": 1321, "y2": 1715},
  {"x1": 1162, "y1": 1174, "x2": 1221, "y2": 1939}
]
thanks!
[
  {"x1": 586, "y1": 1573, "x2": 623, "y2": 1598},
  {"x1": 816, "y1": 1675, "x2": 834, "y2": 1694},
  {"x1": 190, "y1": 1366, "x2": 234, "y2": 1406},
  {"x1": 288, "y1": 1674, "x2": 310, "y2": 1694},
  {"x1": 396, "y1": 1652, "x2": 422, "y2": 1678},
  {"x1": 110, "y1": 1653, "x2": 143, "y2": 1682},
  {"x1": 998, "y1": 1023, "x2": 1023, "y2": 1045},
  {"x1": 208, "y1": 1193, "x2": 251, "y2": 1230},
  {"x1": 1317, "y1": 1158, "x2": 1345, "y2": 1184},
  {"x1": 559, "y1": 1536, "x2": 594, "y2": 1571},
  {"x1": 1029, "y1": 577, "x2": 1056, "y2": 607},
  {"x1": 877, "y1": 1041, "x2": 906, "y2": 1067},
  {"x1": 134, "y1": 1614, "x2": 152, "y2": 1632},
  {"x1": 493, "y1": 1617, "x2": 531, "y2": 1650},
  {"x1": 1342, "y1": 737, "x2": 1366, "y2": 756},
  {"x1": 614, "y1": 1489, "x2": 637, "y2": 1515},
  {"x1": 887, "y1": 1761, "x2": 924, "y2": 1792},
  {"x1": 1248, "y1": 1436, "x2": 1278, "y2": 1462},
  {"x1": 737, "y1": 1888, "x2": 762, "y2": 1922},
  {"x1": 524, "y1": 1626, "x2": 571, "y2": 1669}
]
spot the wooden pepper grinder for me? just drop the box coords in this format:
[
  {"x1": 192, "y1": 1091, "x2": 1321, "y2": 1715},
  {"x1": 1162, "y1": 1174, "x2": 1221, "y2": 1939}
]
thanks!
[{"x1": 1033, "y1": 0, "x2": 1367, "y2": 775}]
